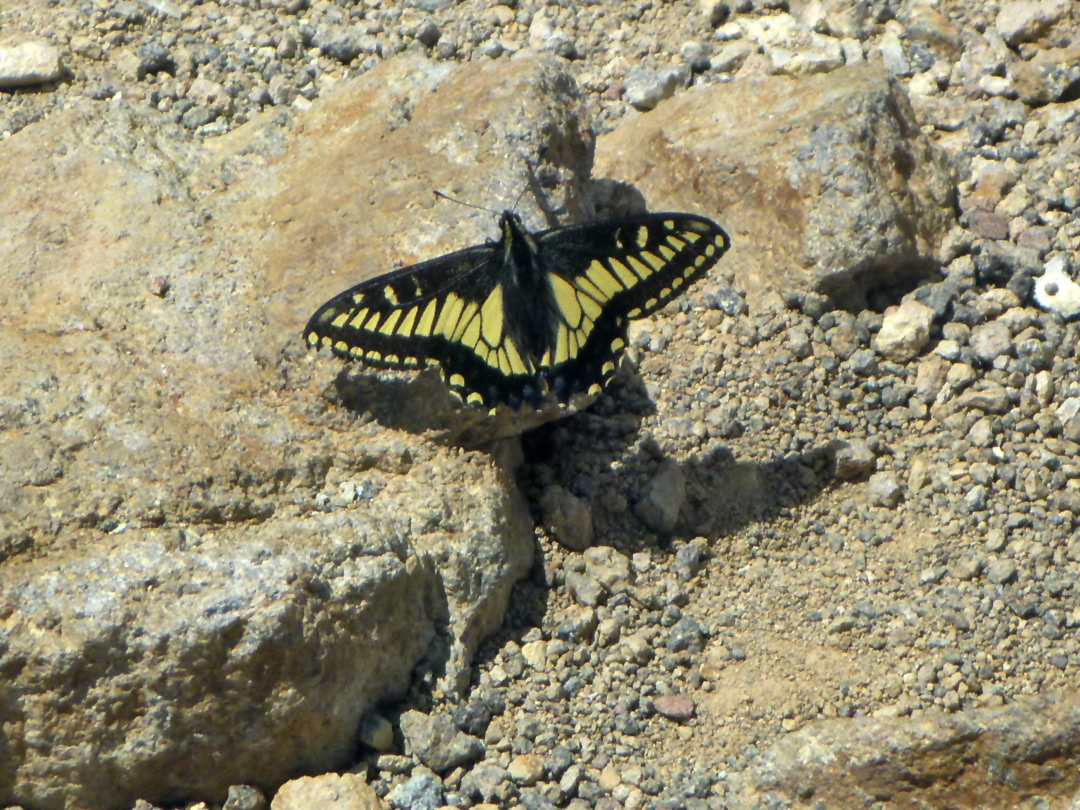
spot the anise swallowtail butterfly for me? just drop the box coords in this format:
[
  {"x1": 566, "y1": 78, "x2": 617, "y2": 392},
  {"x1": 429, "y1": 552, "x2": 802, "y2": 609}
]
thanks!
[{"x1": 305, "y1": 210, "x2": 730, "y2": 411}]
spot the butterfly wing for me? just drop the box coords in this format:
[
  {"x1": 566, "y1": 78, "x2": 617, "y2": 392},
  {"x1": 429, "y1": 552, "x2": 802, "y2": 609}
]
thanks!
[
  {"x1": 305, "y1": 212, "x2": 730, "y2": 411},
  {"x1": 304, "y1": 241, "x2": 504, "y2": 382},
  {"x1": 530, "y1": 212, "x2": 730, "y2": 400}
]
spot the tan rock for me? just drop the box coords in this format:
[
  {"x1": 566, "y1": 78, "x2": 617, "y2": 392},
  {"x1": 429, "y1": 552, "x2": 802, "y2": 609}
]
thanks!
[
  {"x1": 728, "y1": 693, "x2": 1080, "y2": 810},
  {"x1": 873, "y1": 300, "x2": 935, "y2": 361},
  {"x1": 271, "y1": 774, "x2": 383, "y2": 810},
  {"x1": 0, "y1": 53, "x2": 610, "y2": 810},
  {"x1": 595, "y1": 64, "x2": 955, "y2": 311}
]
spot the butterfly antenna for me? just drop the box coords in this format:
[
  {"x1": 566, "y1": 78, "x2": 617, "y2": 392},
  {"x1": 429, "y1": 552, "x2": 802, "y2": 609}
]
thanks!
[
  {"x1": 433, "y1": 190, "x2": 501, "y2": 215},
  {"x1": 510, "y1": 183, "x2": 530, "y2": 214}
]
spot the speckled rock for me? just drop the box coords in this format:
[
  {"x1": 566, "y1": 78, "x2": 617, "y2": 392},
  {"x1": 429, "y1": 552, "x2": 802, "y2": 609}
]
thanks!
[{"x1": 0, "y1": 61, "x2": 549, "y2": 810}]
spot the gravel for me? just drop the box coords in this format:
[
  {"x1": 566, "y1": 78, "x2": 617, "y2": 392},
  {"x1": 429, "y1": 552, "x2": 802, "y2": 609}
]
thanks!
[{"x1": 4, "y1": 0, "x2": 1080, "y2": 807}]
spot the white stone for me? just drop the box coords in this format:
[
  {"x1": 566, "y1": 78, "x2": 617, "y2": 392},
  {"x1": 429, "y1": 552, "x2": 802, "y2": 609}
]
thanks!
[
  {"x1": 1034, "y1": 255, "x2": 1080, "y2": 319},
  {"x1": 0, "y1": 41, "x2": 64, "y2": 88}
]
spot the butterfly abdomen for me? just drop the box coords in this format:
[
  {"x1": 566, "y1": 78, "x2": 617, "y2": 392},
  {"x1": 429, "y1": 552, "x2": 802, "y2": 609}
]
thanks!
[{"x1": 501, "y1": 214, "x2": 561, "y2": 370}]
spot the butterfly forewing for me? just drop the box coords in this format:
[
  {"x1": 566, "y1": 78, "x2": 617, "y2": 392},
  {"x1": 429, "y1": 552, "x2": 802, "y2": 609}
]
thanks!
[
  {"x1": 305, "y1": 211, "x2": 730, "y2": 410},
  {"x1": 305, "y1": 244, "x2": 501, "y2": 370}
]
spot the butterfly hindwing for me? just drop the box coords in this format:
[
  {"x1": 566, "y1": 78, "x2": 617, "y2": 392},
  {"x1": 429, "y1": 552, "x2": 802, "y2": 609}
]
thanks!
[{"x1": 305, "y1": 211, "x2": 730, "y2": 410}]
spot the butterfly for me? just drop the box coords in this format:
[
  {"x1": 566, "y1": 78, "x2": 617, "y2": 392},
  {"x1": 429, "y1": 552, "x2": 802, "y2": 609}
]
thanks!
[{"x1": 304, "y1": 210, "x2": 730, "y2": 411}]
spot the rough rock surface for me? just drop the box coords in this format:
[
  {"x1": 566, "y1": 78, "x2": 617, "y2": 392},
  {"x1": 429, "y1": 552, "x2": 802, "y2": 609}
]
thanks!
[
  {"x1": 593, "y1": 63, "x2": 957, "y2": 310},
  {"x1": 0, "y1": 56, "x2": 545, "y2": 810},
  {"x1": 2, "y1": 0, "x2": 1080, "y2": 809},
  {"x1": 730, "y1": 692, "x2": 1080, "y2": 809}
]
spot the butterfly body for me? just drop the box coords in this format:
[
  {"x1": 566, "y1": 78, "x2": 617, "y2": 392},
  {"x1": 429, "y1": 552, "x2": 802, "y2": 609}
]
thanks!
[
  {"x1": 496, "y1": 212, "x2": 562, "y2": 371},
  {"x1": 305, "y1": 209, "x2": 730, "y2": 411}
]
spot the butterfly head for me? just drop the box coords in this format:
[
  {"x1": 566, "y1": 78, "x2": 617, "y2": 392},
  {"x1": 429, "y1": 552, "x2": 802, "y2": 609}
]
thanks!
[{"x1": 498, "y1": 210, "x2": 524, "y2": 237}]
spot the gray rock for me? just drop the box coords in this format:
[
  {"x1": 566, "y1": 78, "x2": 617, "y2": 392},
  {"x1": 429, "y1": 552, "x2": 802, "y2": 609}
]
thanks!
[
  {"x1": 136, "y1": 41, "x2": 173, "y2": 75},
  {"x1": 700, "y1": 0, "x2": 730, "y2": 27},
  {"x1": 545, "y1": 746, "x2": 574, "y2": 779},
  {"x1": 985, "y1": 529, "x2": 1008, "y2": 553},
  {"x1": 268, "y1": 74, "x2": 300, "y2": 106},
  {"x1": 560, "y1": 765, "x2": 584, "y2": 800},
  {"x1": 461, "y1": 763, "x2": 512, "y2": 802},
  {"x1": 583, "y1": 546, "x2": 634, "y2": 594},
  {"x1": 0, "y1": 41, "x2": 64, "y2": 88},
  {"x1": 528, "y1": 10, "x2": 577, "y2": 58},
  {"x1": 634, "y1": 462, "x2": 686, "y2": 533},
  {"x1": 847, "y1": 348, "x2": 879, "y2": 375},
  {"x1": 181, "y1": 104, "x2": 218, "y2": 129},
  {"x1": 223, "y1": 785, "x2": 267, "y2": 810},
  {"x1": 414, "y1": 19, "x2": 441, "y2": 48},
  {"x1": 867, "y1": 471, "x2": 902, "y2": 508},
  {"x1": 400, "y1": 711, "x2": 484, "y2": 773},
  {"x1": 996, "y1": 0, "x2": 1070, "y2": 45},
  {"x1": 554, "y1": 605, "x2": 598, "y2": 643},
  {"x1": 540, "y1": 485, "x2": 593, "y2": 551},
  {"x1": 377, "y1": 754, "x2": 414, "y2": 775},
  {"x1": 316, "y1": 26, "x2": 381, "y2": 62},
  {"x1": 973, "y1": 240, "x2": 1041, "y2": 289},
  {"x1": 667, "y1": 616, "x2": 706, "y2": 652},
  {"x1": 830, "y1": 438, "x2": 876, "y2": 480},
  {"x1": 741, "y1": 14, "x2": 845, "y2": 75},
  {"x1": 566, "y1": 570, "x2": 605, "y2": 606},
  {"x1": 476, "y1": 39, "x2": 505, "y2": 59},
  {"x1": 681, "y1": 40, "x2": 710, "y2": 73},
  {"x1": 389, "y1": 768, "x2": 444, "y2": 810},
  {"x1": 711, "y1": 39, "x2": 754, "y2": 73},
  {"x1": 1059, "y1": 398, "x2": 1080, "y2": 442},
  {"x1": 624, "y1": 65, "x2": 690, "y2": 110},
  {"x1": 878, "y1": 30, "x2": 910, "y2": 76},
  {"x1": 951, "y1": 555, "x2": 984, "y2": 581},
  {"x1": 986, "y1": 558, "x2": 1018, "y2": 585},
  {"x1": 968, "y1": 320, "x2": 1012, "y2": 363},
  {"x1": 956, "y1": 382, "x2": 1011, "y2": 414},
  {"x1": 674, "y1": 539, "x2": 705, "y2": 581},
  {"x1": 888, "y1": 378, "x2": 919, "y2": 412},
  {"x1": 946, "y1": 362, "x2": 978, "y2": 392},
  {"x1": 407, "y1": 0, "x2": 457, "y2": 10},
  {"x1": 964, "y1": 484, "x2": 989, "y2": 511}
]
